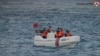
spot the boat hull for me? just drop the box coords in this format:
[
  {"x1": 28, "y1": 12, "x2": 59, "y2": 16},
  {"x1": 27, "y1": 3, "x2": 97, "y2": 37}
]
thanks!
[{"x1": 34, "y1": 32, "x2": 80, "y2": 47}]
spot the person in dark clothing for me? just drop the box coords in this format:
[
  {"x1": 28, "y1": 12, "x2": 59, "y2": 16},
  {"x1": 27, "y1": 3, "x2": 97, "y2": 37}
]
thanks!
[
  {"x1": 65, "y1": 30, "x2": 72, "y2": 37},
  {"x1": 47, "y1": 26, "x2": 52, "y2": 33}
]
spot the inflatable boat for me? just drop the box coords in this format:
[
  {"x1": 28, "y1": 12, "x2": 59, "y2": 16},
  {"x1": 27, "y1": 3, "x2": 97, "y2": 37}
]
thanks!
[{"x1": 34, "y1": 32, "x2": 80, "y2": 48}]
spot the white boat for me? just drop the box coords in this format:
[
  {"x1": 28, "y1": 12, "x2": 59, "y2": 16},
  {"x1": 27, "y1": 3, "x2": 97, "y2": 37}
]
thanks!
[{"x1": 34, "y1": 32, "x2": 80, "y2": 48}]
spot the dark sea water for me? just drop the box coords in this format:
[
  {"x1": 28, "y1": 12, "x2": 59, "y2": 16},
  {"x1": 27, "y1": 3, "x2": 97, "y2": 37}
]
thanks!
[{"x1": 0, "y1": 0, "x2": 100, "y2": 56}]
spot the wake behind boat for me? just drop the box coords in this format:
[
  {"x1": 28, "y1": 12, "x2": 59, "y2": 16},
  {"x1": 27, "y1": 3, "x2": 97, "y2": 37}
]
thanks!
[{"x1": 34, "y1": 32, "x2": 80, "y2": 48}]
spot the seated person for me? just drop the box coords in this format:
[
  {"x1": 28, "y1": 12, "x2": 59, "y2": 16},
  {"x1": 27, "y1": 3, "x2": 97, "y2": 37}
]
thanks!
[
  {"x1": 65, "y1": 30, "x2": 72, "y2": 37},
  {"x1": 42, "y1": 28, "x2": 48, "y2": 39},
  {"x1": 55, "y1": 28, "x2": 64, "y2": 38},
  {"x1": 47, "y1": 26, "x2": 52, "y2": 33}
]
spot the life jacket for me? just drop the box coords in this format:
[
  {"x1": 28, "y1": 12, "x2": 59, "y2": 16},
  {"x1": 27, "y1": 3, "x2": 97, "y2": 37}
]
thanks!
[
  {"x1": 55, "y1": 31, "x2": 64, "y2": 38},
  {"x1": 65, "y1": 32, "x2": 71, "y2": 37},
  {"x1": 42, "y1": 31, "x2": 47, "y2": 37}
]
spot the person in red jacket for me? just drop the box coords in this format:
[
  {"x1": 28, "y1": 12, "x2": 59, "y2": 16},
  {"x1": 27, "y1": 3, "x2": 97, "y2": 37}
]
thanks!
[
  {"x1": 42, "y1": 28, "x2": 48, "y2": 39},
  {"x1": 65, "y1": 30, "x2": 72, "y2": 37},
  {"x1": 55, "y1": 28, "x2": 64, "y2": 38},
  {"x1": 55, "y1": 28, "x2": 64, "y2": 46}
]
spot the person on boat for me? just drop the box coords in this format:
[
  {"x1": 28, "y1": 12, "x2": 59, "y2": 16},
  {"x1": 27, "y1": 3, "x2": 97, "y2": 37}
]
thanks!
[
  {"x1": 55, "y1": 27, "x2": 60, "y2": 38},
  {"x1": 42, "y1": 28, "x2": 48, "y2": 39},
  {"x1": 55, "y1": 28, "x2": 64, "y2": 46},
  {"x1": 55, "y1": 28, "x2": 64, "y2": 38},
  {"x1": 47, "y1": 26, "x2": 52, "y2": 33},
  {"x1": 65, "y1": 30, "x2": 72, "y2": 37}
]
